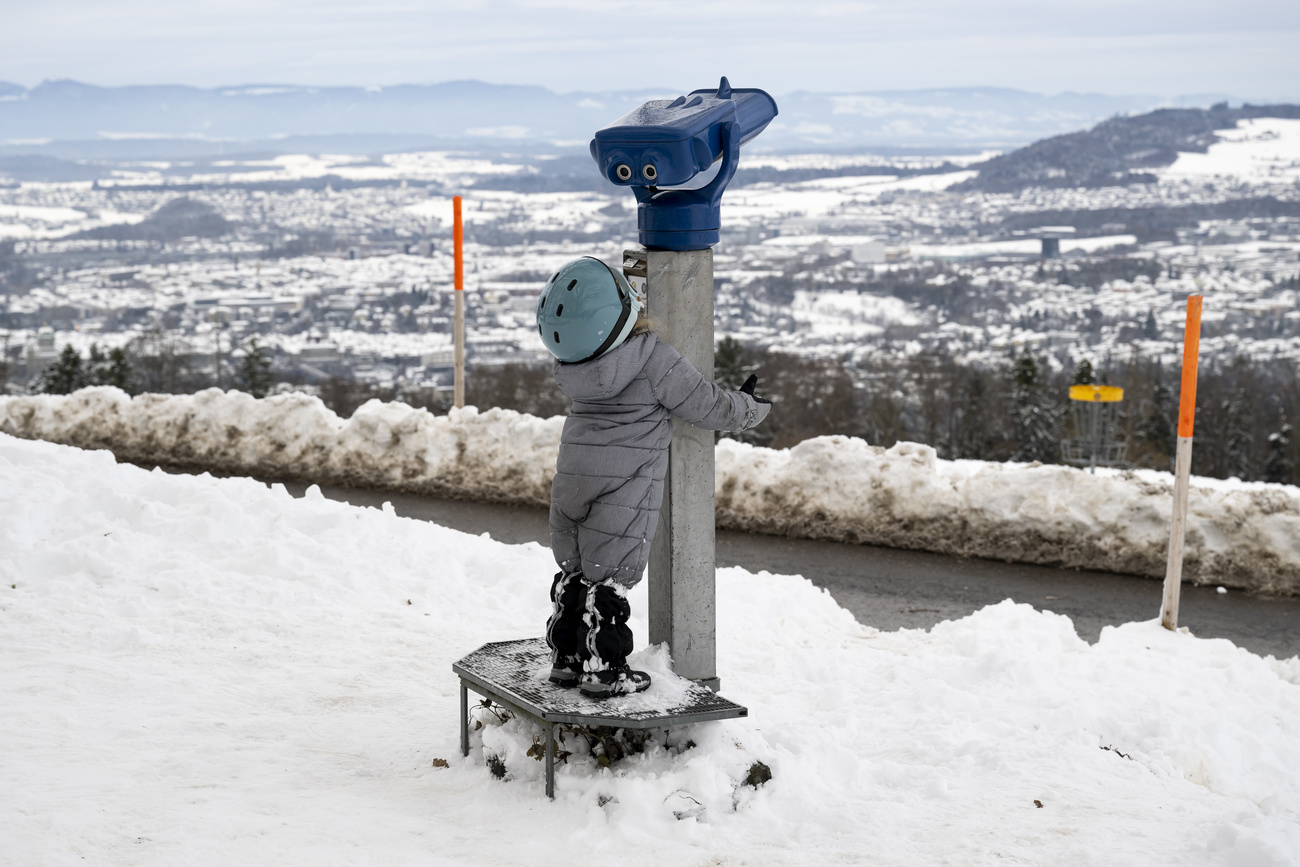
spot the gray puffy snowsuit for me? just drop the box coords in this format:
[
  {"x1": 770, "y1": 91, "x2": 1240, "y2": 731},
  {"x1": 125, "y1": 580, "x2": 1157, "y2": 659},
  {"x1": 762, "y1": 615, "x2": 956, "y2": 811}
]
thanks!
[{"x1": 550, "y1": 332, "x2": 770, "y2": 588}]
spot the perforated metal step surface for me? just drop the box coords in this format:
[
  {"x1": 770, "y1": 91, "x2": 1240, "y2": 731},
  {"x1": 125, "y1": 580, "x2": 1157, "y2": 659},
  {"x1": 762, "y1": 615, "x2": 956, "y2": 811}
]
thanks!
[{"x1": 453, "y1": 638, "x2": 748, "y2": 729}]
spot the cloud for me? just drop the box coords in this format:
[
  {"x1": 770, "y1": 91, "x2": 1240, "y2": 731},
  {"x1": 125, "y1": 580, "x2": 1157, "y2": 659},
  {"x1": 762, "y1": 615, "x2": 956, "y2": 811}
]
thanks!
[{"x1": 1, "y1": 1, "x2": 1297, "y2": 99}]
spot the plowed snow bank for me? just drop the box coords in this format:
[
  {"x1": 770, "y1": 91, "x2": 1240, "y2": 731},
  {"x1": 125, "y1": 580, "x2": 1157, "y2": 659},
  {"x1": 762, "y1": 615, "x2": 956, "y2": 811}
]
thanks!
[{"x1": 3, "y1": 386, "x2": 1299, "y2": 592}]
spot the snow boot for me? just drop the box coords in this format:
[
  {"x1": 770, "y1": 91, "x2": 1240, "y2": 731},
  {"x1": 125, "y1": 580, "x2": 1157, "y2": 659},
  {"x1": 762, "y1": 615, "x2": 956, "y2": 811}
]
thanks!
[
  {"x1": 580, "y1": 666, "x2": 652, "y2": 698},
  {"x1": 578, "y1": 580, "x2": 651, "y2": 699},
  {"x1": 545, "y1": 570, "x2": 590, "y2": 687}
]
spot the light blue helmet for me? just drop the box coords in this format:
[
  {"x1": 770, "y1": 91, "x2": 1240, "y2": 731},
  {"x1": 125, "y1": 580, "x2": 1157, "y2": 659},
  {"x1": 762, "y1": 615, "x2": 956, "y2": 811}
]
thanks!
[{"x1": 536, "y1": 257, "x2": 642, "y2": 364}]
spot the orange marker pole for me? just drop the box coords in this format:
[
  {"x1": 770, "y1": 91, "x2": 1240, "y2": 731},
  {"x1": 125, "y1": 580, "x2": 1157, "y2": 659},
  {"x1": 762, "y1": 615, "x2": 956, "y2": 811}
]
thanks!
[
  {"x1": 1161, "y1": 295, "x2": 1203, "y2": 630},
  {"x1": 453, "y1": 195, "x2": 465, "y2": 409}
]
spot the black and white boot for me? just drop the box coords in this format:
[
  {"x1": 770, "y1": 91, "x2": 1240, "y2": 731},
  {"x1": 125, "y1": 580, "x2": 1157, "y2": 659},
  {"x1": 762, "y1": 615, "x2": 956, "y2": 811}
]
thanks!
[
  {"x1": 578, "y1": 580, "x2": 651, "y2": 699},
  {"x1": 545, "y1": 570, "x2": 590, "y2": 687}
]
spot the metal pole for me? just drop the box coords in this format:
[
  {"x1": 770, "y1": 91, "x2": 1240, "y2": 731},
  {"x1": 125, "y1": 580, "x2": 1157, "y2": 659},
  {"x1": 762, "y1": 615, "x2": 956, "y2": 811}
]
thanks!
[
  {"x1": 1089, "y1": 399, "x2": 1099, "y2": 474},
  {"x1": 459, "y1": 681, "x2": 469, "y2": 757},
  {"x1": 544, "y1": 723, "x2": 555, "y2": 799},
  {"x1": 453, "y1": 195, "x2": 465, "y2": 409},
  {"x1": 646, "y1": 248, "x2": 719, "y2": 692},
  {"x1": 1161, "y1": 295, "x2": 1203, "y2": 631}
]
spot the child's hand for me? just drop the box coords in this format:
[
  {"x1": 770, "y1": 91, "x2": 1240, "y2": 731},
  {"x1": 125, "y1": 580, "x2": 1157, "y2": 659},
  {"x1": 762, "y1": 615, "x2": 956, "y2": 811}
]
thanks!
[{"x1": 740, "y1": 374, "x2": 771, "y2": 405}]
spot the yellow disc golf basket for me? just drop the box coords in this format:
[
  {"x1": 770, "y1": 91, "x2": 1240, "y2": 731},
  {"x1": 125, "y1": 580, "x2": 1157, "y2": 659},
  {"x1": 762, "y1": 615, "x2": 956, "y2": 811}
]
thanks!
[{"x1": 1061, "y1": 384, "x2": 1128, "y2": 473}]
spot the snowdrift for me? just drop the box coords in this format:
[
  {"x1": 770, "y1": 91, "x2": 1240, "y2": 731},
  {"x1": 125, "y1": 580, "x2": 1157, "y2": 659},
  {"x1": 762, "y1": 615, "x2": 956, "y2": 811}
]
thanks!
[
  {"x1": 3, "y1": 386, "x2": 1300, "y2": 593},
  {"x1": 3, "y1": 431, "x2": 1300, "y2": 865},
  {"x1": 0, "y1": 386, "x2": 563, "y2": 504}
]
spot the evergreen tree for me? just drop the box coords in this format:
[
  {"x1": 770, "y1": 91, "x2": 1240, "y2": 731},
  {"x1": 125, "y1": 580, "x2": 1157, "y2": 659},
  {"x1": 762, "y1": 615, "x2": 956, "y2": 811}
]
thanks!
[
  {"x1": 1010, "y1": 349, "x2": 1060, "y2": 463},
  {"x1": 714, "y1": 336, "x2": 751, "y2": 390},
  {"x1": 235, "y1": 338, "x2": 274, "y2": 398},
  {"x1": 84, "y1": 343, "x2": 109, "y2": 386},
  {"x1": 1072, "y1": 359, "x2": 1095, "y2": 385},
  {"x1": 43, "y1": 345, "x2": 84, "y2": 394},
  {"x1": 1143, "y1": 309, "x2": 1158, "y2": 339},
  {"x1": 1140, "y1": 380, "x2": 1176, "y2": 467},
  {"x1": 1265, "y1": 423, "x2": 1293, "y2": 485},
  {"x1": 714, "y1": 336, "x2": 766, "y2": 444},
  {"x1": 1222, "y1": 388, "x2": 1253, "y2": 480},
  {"x1": 105, "y1": 347, "x2": 134, "y2": 392}
]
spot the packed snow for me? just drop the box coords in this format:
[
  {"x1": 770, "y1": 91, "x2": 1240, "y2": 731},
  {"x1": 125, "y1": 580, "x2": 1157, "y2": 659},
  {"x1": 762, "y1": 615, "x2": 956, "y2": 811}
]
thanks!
[
  {"x1": 722, "y1": 170, "x2": 977, "y2": 228},
  {"x1": 908, "y1": 233, "x2": 1139, "y2": 259},
  {"x1": 1162, "y1": 118, "x2": 1300, "y2": 185},
  {"x1": 3, "y1": 387, "x2": 1299, "y2": 594},
  {"x1": 3, "y1": 431, "x2": 1299, "y2": 865},
  {"x1": 0, "y1": 203, "x2": 145, "y2": 240}
]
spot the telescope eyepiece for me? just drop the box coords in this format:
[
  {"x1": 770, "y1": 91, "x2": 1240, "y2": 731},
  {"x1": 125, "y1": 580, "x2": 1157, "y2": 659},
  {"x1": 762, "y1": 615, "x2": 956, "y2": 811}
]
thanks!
[
  {"x1": 615, "y1": 164, "x2": 633, "y2": 182},
  {"x1": 642, "y1": 164, "x2": 657, "y2": 181}
]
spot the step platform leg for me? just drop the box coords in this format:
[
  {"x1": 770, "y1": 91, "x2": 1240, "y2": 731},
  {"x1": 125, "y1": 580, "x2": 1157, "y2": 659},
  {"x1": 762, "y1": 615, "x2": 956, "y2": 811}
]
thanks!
[
  {"x1": 545, "y1": 722, "x2": 555, "y2": 799},
  {"x1": 459, "y1": 680, "x2": 469, "y2": 758}
]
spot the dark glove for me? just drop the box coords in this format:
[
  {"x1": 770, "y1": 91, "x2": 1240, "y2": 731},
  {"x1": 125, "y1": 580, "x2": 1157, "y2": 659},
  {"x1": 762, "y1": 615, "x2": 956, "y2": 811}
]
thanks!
[{"x1": 740, "y1": 374, "x2": 771, "y2": 404}]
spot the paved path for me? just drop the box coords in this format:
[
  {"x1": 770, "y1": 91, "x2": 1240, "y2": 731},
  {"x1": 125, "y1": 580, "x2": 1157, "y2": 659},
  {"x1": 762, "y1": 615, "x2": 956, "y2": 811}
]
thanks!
[{"x1": 282, "y1": 483, "x2": 1300, "y2": 660}]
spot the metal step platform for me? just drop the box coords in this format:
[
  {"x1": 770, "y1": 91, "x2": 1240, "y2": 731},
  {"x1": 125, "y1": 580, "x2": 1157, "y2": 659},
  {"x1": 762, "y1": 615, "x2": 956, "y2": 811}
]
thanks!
[{"x1": 453, "y1": 638, "x2": 748, "y2": 798}]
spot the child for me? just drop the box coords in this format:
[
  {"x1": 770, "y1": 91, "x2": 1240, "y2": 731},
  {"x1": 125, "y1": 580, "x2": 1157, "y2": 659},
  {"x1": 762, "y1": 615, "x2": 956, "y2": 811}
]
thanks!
[{"x1": 535, "y1": 257, "x2": 771, "y2": 698}]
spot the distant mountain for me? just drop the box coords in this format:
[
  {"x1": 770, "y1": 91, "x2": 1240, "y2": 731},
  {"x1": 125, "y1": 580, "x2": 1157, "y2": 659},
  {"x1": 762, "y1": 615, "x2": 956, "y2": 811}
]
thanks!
[
  {"x1": 0, "y1": 79, "x2": 1234, "y2": 158},
  {"x1": 71, "y1": 197, "x2": 234, "y2": 243},
  {"x1": 956, "y1": 103, "x2": 1300, "y2": 192},
  {"x1": 765, "y1": 89, "x2": 1196, "y2": 150}
]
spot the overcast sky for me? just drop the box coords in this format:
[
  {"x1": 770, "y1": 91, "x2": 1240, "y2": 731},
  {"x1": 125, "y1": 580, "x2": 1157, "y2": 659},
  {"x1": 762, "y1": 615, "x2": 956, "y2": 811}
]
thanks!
[{"x1": 2, "y1": 0, "x2": 1297, "y2": 99}]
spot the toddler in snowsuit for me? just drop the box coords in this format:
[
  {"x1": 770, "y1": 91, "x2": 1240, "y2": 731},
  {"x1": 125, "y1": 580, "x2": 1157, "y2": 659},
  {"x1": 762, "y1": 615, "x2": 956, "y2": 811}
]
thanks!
[{"x1": 536, "y1": 257, "x2": 771, "y2": 698}]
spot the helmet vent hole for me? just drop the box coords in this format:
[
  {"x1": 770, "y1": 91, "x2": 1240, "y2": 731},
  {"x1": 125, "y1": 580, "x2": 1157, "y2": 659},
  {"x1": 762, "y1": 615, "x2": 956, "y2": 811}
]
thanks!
[
  {"x1": 556, "y1": 304, "x2": 564, "y2": 316},
  {"x1": 553, "y1": 331, "x2": 560, "y2": 344},
  {"x1": 567, "y1": 279, "x2": 577, "y2": 291}
]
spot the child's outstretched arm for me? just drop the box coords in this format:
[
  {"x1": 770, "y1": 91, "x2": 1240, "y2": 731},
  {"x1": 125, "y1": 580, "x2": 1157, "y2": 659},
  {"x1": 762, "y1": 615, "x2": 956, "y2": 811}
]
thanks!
[{"x1": 645, "y1": 340, "x2": 771, "y2": 432}]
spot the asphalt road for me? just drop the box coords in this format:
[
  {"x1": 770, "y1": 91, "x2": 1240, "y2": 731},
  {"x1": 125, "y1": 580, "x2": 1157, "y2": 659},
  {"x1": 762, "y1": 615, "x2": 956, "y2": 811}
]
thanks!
[{"x1": 279, "y1": 482, "x2": 1300, "y2": 660}]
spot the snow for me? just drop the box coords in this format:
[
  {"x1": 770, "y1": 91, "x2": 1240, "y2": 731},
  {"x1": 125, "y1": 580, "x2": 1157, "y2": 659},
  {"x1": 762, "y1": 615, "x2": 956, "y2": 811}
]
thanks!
[
  {"x1": 0, "y1": 203, "x2": 87, "y2": 223},
  {"x1": 910, "y1": 234, "x2": 1139, "y2": 259},
  {"x1": 3, "y1": 388, "x2": 1300, "y2": 594},
  {"x1": 0, "y1": 387, "x2": 564, "y2": 506},
  {"x1": 791, "y1": 288, "x2": 921, "y2": 337},
  {"x1": 3, "y1": 431, "x2": 1300, "y2": 865},
  {"x1": 716, "y1": 437, "x2": 1300, "y2": 594},
  {"x1": 722, "y1": 170, "x2": 977, "y2": 227},
  {"x1": 94, "y1": 151, "x2": 534, "y2": 189},
  {"x1": 742, "y1": 152, "x2": 1001, "y2": 171},
  {"x1": 1163, "y1": 118, "x2": 1300, "y2": 185},
  {"x1": 0, "y1": 203, "x2": 150, "y2": 240}
]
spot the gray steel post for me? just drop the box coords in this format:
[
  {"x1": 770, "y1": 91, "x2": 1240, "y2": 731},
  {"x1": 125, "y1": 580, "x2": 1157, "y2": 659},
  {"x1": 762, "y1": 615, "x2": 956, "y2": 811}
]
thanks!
[
  {"x1": 645, "y1": 248, "x2": 720, "y2": 692},
  {"x1": 459, "y1": 681, "x2": 469, "y2": 757},
  {"x1": 544, "y1": 723, "x2": 555, "y2": 799},
  {"x1": 1089, "y1": 400, "x2": 1100, "y2": 474}
]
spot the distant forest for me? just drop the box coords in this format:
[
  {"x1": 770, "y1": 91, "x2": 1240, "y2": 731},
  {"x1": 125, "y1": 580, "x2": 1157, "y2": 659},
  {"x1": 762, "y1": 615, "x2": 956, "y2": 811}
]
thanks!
[
  {"x1": 452, "y1": 340, "x2": 1298, "y2": 487},
  {"x1": 19, "y1": 328, "x2": 1299, "y2": 488}
]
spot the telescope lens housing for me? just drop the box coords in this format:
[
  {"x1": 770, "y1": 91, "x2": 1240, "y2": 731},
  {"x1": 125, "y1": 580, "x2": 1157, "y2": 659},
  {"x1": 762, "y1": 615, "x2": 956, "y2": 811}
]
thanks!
[{"x1": 590, "y1": 77, "x2": 778, "y2": 250}]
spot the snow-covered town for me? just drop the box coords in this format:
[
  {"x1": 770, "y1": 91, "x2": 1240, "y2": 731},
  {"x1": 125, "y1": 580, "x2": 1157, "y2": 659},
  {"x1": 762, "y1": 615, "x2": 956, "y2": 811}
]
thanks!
[{"x1": 3, "y1": 117, "x2": 1299, "y2": 398}]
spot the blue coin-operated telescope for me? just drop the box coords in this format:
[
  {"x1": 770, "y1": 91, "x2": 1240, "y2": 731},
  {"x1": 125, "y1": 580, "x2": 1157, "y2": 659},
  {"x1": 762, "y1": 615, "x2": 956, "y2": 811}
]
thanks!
[{"x1": 591, "y1": 77, "x2": 778, "y2": 251}]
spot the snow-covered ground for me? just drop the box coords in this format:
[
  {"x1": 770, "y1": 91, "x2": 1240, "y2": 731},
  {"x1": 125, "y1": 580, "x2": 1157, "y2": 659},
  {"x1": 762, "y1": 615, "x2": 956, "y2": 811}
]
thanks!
[
  {"x1": 0, "y1": 202, "x2": 145, "y2": 240},
  {"x1": 1162, "y1": 118, "x2": 1300, "y2": 185},
  {"x1": 3, "y1": 431, "x2": 1299, "y2": 865},
  {"x1": 3, "y1": 387, "x2": 1299, "y2": 593},
  {"x1": 909, "y1": 233, "x2": 1139, "y2": 259}
]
